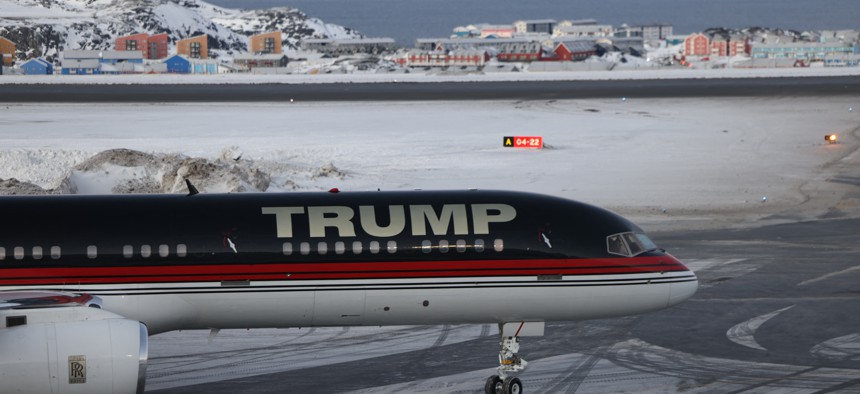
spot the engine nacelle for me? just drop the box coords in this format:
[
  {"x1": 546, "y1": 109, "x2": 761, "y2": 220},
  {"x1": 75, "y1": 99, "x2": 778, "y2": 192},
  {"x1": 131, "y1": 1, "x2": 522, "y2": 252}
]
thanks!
[{"x1": 0, "y1": 306, "x2": 148, "y2": 394}]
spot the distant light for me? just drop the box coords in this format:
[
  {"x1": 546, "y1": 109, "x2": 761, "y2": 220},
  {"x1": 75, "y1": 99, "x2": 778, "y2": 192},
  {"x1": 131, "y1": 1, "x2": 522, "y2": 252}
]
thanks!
[
  {"x1": 290, "y1": 98, "x2": 294, "y2": 103},
  {"x1": 621, "y1": 97, "x2": 627, "y2": 102},
  {"x1": 849, "y1": 107, "x2": 853, "y2": 112},
  {"x1": 825, "y1": 134, "x2": 838, "y2": 144},
  {"x1": 762, "y1": 196, "x2": 767, "y2": 202}
]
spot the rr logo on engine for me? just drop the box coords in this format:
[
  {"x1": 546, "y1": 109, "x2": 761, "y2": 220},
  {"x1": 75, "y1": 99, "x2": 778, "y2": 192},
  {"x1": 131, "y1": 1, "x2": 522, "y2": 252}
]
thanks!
[{"x1": 69, "y1": 355, "x2": 86, "y2": 384}]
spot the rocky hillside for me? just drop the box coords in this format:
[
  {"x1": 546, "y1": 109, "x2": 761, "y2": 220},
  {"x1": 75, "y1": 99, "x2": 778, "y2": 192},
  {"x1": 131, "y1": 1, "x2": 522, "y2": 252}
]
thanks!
[{"x1": 0, "y1": 0, "x2": 358, "y2": 62}]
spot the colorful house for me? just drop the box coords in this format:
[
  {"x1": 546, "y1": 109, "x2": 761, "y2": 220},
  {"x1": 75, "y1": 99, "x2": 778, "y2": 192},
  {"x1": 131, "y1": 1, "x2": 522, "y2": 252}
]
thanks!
[
  {"x1": 250, "y1": 31, "x2": 282, "y2": 54},
  {"x1": 116, "y1": 33, "x2": 169, "y2": 60},
  {"x1": 61, "y1": 50, "x2": 102, "y2": 74},
  {"x1": 19, "y1": 58, "x2": 53, "y2": 75},
  {"x1": 549, "y1": 40, "x2": 597, "y2": 61},
  {"x1": 165, "y1": 54, "x2": 191, "y2": 73},
  {"x1": 177, "y1": 34, "x2": 209, "y2": 59},
  {"x1": 0, "y1": 37, "x2": 15, "y2": 66},
  {"x1": 165, "y1": 54, "x2": 218, "y2": 74},
  {"x1": 684, "y1": 33, "x2": 710, "y2": 56}
]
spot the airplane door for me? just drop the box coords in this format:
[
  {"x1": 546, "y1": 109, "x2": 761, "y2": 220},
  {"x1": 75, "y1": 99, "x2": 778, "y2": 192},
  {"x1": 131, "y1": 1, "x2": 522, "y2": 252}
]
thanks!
[{"x1": 312, "y1": 290, "x2": 366, "y2": 326}]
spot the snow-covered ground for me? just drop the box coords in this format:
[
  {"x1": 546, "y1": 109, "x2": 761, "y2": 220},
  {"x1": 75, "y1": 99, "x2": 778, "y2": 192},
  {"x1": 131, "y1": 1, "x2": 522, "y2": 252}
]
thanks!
[{"x1": 1, "y1": 96, "x2": 858, "y2": 232}]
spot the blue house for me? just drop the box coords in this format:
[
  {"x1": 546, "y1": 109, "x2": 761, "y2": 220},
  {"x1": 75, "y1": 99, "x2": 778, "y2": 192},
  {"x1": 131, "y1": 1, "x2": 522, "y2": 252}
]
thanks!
[
  {"x1": 61, "y1": 50, "x2": 102, "y2": 75},
  {"x1": 165, "y1": 54, "x2": 191, "y2": 73},
  {"x1": 20, "y1": 58, "x2": 53, "y2": 75},
  {"x1": 165, "y1": 54, "x2": 219, "y2": 74},
  {"x1": 192, "y1": 59, "x2": 219, "y2": 74}
]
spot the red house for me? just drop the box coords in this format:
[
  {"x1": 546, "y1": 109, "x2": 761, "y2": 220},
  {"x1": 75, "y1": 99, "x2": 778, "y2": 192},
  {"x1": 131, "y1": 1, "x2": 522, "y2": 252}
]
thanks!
[
  {"x1": 116, "y1": 33, "x2": 169, "y2": 60},
  {"x1": 548, "y1": 41, "x2": 596, "y2": 61},
  {"x1": 684, "y1": 33, "x2": 710, "y2": 56},
  {"x1": 148, "y1": 33, "x2": 169, "y2": 60}
]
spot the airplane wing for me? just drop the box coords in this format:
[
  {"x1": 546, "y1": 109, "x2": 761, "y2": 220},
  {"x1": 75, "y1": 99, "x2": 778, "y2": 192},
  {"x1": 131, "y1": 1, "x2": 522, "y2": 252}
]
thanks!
[{"x1": 0, "y1": 290, "x2": 99, "y2": 310}]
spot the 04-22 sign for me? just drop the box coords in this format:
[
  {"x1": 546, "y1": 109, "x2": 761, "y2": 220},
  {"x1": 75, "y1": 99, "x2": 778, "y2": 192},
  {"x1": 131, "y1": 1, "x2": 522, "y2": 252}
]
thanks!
[{"x1": 503, "y1": 136, "x2": 543, "y2": 149}]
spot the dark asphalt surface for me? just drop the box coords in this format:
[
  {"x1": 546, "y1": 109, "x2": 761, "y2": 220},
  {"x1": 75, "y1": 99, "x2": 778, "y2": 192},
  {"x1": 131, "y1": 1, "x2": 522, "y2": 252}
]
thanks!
[
  {"x1": 2, "y1": 76, "x2": 860, "y2": 102},
  {"x1": 150, "y1": 217, "x2": 860, "y2": 393}
]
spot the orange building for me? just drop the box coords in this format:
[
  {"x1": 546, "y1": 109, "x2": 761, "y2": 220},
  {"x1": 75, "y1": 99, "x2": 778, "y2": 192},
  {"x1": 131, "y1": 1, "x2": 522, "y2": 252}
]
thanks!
[
  {"x1": 249, "y1": 31, "x2": 282, "y2": 54},
  {"x1": 0, "y1": 37, "x2": 16, "y2": 66},
  {"x1": 684, "y1": 33, "x2": 710, "y2": 57},
  {"x1": 177, "y1": 34, "x2": 209, "y2": 59}
]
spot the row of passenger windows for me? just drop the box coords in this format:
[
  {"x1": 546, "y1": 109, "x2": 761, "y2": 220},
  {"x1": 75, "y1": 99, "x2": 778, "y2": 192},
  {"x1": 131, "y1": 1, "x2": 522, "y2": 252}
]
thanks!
[
  {"x1": 281, "y1": 239, "x2": 505, "y2": 256},
  {"x1": 0, "y1": 240, "x2": 504, "y2": 261},
  {"x1": 0, "y1": 244, "x2": 188, "y2": 260}
]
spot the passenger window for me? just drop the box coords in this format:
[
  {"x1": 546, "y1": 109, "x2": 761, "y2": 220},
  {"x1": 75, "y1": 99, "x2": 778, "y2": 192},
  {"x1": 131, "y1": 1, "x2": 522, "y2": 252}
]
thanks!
[
  {"x1": 352, "y1": 241, "x2": 363, "y2": 254},
  {"x1": 51, "y1": 246, "x2": 61, "y2": 259},
  {"x1": 369, "y1": 241, "x2": 380, "y2": 254},
  {"x1": 493, "y1": 239, "x2": 504, "y2": 252},
  {"x1": 335, "y1": 241, "x2": 345, "y2": 255},
  {"x1": 300, "y1": 242, "x2": 310, "y2": 255},
  {"x1": 317, "y1": 242, "x2": 328, "y2": 255},
  {"x1": 123, "y1": 245, "x2": 133, "y2": 258},
  {"x1": 177, "y1": 244, "x2": 187, "y2": 257},
  {"x1": 456, "y1": 240, "x2": 466, "y2": 253},
  {"x1": 421, "y1": 240, "x2": 432, "y2": 253},
  {"x1": 387, "y1": 241, "x2": 397, "y2": 254},
  {"x1": 474, "y1": 239, "x2": 485, "y2": 252},
  {"x1": 141, "y1": 245, "x2": 151, "y2": 258},
  {"x1": 32, "y1": 246, "x2": 43, "y2": 260},
  {"x1": 159, "y1": 244, "x2": 169, "y2": 258},
  {"x1": 282, "y1": 242, "x2": 293, "y2": 256},
  {"x1": 439, "y1": 240, "x2": 449, "y2": 253},
  {"x1": 87, "y1": 245, "x2": 97, "y2": 259},
  {"x1": 14, "y1": 247, "x2": 24, "y2": 260},
  {"x1": 0, "y1": 247, "x2": 5, "y2": 260}
]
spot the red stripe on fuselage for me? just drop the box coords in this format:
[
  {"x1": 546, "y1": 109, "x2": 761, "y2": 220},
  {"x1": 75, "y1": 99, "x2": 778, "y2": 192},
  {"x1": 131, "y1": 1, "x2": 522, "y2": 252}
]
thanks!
[{"x1": 0, "y1": 256, "x2": 689, "y2": 285}]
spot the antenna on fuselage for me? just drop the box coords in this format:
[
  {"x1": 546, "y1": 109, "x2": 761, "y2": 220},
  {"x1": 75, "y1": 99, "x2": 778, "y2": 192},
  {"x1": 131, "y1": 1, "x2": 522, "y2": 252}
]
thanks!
[{"x1": 185, "y1": 179, "x2": 200, "y2": 197}]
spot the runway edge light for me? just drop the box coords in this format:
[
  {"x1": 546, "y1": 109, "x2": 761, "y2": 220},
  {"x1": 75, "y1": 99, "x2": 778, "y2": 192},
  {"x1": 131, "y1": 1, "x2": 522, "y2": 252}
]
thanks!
[{"x1": 825, "y1": 134, "x2": 838, "y2": 144}]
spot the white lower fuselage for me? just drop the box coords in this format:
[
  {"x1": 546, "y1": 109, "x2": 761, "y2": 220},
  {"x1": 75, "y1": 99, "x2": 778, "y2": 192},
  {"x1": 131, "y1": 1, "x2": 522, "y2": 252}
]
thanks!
[{"x1": 30, "y1": 271, "x2": 700, "y2": 334}]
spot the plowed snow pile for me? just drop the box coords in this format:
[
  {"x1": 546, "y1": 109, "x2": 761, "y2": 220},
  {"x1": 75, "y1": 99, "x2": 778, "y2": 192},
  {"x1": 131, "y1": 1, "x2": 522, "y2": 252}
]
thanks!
[{"x1": 0, "y1": 147, "x2": 347, "y2": 195}]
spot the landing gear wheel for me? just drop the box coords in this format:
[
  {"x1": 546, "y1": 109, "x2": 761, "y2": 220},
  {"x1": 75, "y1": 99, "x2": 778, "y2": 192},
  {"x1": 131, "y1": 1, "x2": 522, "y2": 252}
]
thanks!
[
  {"x1": 502, "y1": 377, "x2": 522, "y2": 394},
  {"x1": 484, "y1": 375, "x2": 502, "y2": 394}
]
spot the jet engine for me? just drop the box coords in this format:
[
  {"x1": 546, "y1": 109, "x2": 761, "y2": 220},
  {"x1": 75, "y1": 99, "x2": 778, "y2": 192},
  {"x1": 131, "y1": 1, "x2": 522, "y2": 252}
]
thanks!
[{"x1": 0, "y1": 306, "x2": 148, "y2": 394}]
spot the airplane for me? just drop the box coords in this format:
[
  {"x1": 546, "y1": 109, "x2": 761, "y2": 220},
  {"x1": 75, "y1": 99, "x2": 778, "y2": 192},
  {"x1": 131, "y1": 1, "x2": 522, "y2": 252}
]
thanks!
[{"x1": 0, "y1": 188, "x2": 698, "y2": 394}]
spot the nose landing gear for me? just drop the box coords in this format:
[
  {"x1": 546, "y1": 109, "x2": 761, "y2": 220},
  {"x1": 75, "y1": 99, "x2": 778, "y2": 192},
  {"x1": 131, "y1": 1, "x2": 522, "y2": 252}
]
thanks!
[{"x1": 483, "y1": 322, "x2": 544, "y2": 394}]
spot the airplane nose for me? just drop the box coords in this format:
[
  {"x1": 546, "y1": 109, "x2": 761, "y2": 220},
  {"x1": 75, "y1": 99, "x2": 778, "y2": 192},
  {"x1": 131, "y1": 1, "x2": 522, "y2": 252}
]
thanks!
[{"x1": 668, "y1": 273, "x2": 698, "y2": 306}]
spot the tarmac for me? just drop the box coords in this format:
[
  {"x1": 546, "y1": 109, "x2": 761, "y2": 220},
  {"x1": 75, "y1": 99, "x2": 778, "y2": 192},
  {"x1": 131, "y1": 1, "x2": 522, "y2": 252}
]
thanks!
[{"x1": 2, "y1": 75, "x2": 860, "y2": 102}]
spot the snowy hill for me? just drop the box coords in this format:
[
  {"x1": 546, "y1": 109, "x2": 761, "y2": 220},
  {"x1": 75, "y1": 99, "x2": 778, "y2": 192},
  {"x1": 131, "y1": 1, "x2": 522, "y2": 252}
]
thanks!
[{"x1": 0, "y1": 0, "x2": 358, "y2": 62}]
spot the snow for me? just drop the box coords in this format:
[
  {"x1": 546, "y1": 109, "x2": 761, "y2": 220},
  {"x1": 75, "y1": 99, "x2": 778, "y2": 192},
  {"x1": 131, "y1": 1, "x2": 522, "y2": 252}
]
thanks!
[{"x1": 1, "y1": 96, "x2": 857, "y2": 232}]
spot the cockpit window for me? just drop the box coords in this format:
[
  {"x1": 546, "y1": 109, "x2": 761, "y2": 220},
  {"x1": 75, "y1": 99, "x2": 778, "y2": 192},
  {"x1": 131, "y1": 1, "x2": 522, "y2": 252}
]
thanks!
[
  {"x1": 607, "y1": 232, "x2": 659, "y2": 257},
  {"x1": 607, "y1": 234, "x2": 630, "y2": 256}
]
